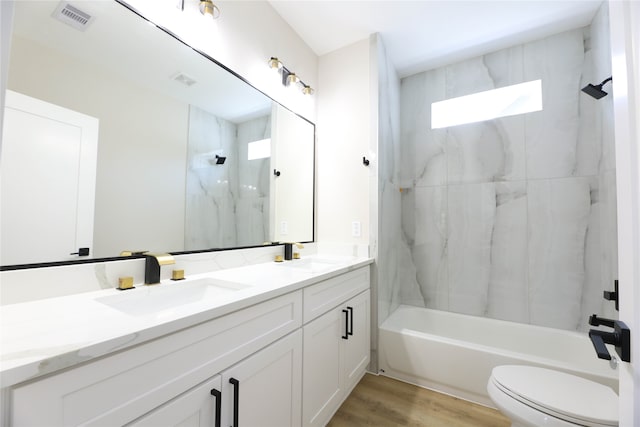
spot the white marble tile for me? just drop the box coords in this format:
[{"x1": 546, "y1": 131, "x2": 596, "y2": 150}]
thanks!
[
  {"x1": 578, "y1": 178, "x2": 604, "y2": 331},
  {"x1": 447, "y1": 183, "x2": 496, "y2": 316},
  {"x1": 527, "y1": 177, "x2": 593, "y2": 330},
  {"x1": 446, "y1": 115, "x2": 526, "y2": 183},
  {"x1": 483, "y1": 45, "x2": 525, "y2": 88},
  {"x1": 598, "y1": 170, "x2": 619, "y2": 321},
  {"x1": 590, "y1": 4, "x2": 615, "y2": 173},
  {"x1": 400, "y1": 70, "x2": 447, "y2": 187},
  {"x1": 524, "y1": 29, "x2": 593, "y2": 179},
  {"x1": 410, "y1": 185, "x2": 448, "y2": 309},
  {"x1": 486, "y1": 182, "x2": 529, "y2": 323},
  {"x1": 377, "y1": 34, "x2": 404, "y2": 330},
  {"x1": 397, "y1": 23, "x2": 616, "y2": 332}
]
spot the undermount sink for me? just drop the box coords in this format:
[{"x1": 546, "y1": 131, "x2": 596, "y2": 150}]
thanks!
[
  {"x1": 96, "y1": 278, "x2": 252, "y2": 317},
  {"x1": 281, "y1": 257, "x2": 346, "y2": 273}
]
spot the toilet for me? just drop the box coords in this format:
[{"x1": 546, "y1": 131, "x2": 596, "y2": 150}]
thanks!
[{"x1": 487, "y1": 365, "x2": 618, "y2": 427}]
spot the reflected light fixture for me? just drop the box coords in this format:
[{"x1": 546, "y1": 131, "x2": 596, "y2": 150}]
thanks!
[
  {"x1": 268, "y1": 57, "x2": 314, "y2": 95},
  {"x1": 178, "y1": 0, "x2": 220, "y2": 19},
  {"x1": 199, "y1": 0, "x2": 220, "y2": 18}
]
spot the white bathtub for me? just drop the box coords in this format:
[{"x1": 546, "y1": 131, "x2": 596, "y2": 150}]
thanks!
[{"x1": 379, "y1": 305, "x2": 618, "y2": 407}]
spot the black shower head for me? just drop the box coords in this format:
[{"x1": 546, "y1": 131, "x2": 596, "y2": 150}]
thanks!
[
  {"x1": 582, "y1": 76, "x2": 612, "y2": 99},
  {"x1": 214, "y1": 154, "x2": 226, "y2": 165}
]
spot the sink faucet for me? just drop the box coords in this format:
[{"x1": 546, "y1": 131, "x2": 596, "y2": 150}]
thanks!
[
  {"x1": 283, "y1": 242, "x2": 304, "y2": 260},
  {"x1": 143, "y1": 252, "x2": 175, "y2": 285}
]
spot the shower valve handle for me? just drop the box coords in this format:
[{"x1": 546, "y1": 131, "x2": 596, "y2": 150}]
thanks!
[{"x1": 588, "y1": 318, "x2": 631, "y2": 363}]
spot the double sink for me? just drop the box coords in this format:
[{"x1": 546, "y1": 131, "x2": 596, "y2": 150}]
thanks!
[{"x1": 96, "y1": 257, "x2": 347, "y2": 318}]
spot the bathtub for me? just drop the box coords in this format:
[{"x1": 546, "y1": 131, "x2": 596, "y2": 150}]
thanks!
[{"x1": 379, "y1": 305, "x2": 618, "y2": 407}]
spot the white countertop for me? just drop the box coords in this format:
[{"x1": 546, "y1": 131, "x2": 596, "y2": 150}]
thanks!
[{"x1": 0, "y1": 256, "x2": 372, "y2": 388}]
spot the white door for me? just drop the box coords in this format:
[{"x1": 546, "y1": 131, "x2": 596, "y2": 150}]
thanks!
[
  {"x1": 270, "y1": 104, "x2": 314, "y2": 243},
  {"x1": 609, "y1": 1, "x2": 640, "y2": 425},
  {"x1": 129, "y1": 375, "x2": 222, "y2": 427},
  {"x1": 0, "y1": 90, "x2": 98, "y2": 265},
  {"x1": 221, "y1": 330, "x2": 302, "y2": 427}
]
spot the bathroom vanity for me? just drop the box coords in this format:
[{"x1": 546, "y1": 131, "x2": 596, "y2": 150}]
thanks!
[{"x1": 0, "y1": 256, "x2": 372, "y2": 426}]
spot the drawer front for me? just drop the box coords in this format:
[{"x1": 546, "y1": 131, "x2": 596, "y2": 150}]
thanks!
[
  {"x1": 303, "y1": 267, "x2": 370, "y2": 323},
  {"x1": 11, "y1": 291, "x2": 302, "y2": 427}
]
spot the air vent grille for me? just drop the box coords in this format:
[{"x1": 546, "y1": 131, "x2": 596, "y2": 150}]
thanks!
[{"x1": 53, "y1": 2, "x2": 94, "y2": 31}]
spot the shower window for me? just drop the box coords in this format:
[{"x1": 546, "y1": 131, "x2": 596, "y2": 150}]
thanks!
[
  {"x1": 247, "y1": 138, "x2": 271, "y2": 160},
  {"x1": 431, "y1": 79, "x2": 542, "y2": 129}
]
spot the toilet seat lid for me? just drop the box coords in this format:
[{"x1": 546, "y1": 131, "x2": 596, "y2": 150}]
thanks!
[{"x1": 492, "y1": 365, "x2": 618, "y2": 426}]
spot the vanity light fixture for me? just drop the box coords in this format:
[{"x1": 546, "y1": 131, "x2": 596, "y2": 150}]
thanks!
[
  {"x1": 199, "y1": 0, "x2": 220, "y2": 19},
  {"x1": 177, "y1": 0, "x2": 220, "y2": 19},
  {"x1": 268, "y1": 57, "x2": 314, "y2": 95}
]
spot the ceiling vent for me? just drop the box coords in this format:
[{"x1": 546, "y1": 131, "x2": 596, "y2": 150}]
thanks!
[
  {"x1": 171, "y1": 72, "x2": 197, "y2": 87},
  {"x1": 52, "y1": 2, "x2": 95, "y2": 32}
]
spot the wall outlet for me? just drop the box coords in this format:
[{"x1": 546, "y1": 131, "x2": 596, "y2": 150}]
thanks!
[
  {"x1": 352, "y1": 221, "x2": 361, "y2": 237},
  {"x1": 280, "y1": 221, "x2": 288, "y2": 235}
]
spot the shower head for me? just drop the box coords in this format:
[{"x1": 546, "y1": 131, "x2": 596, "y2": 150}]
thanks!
[
  {"x1": 582, "y1": 76, "x2": 612, "y2": 99},
  {"x1": 214, "y1": 154, "x2": 226, "y2": 165}
]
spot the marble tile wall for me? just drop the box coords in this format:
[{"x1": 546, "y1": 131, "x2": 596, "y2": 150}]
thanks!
[
  {"x1": 398, "y1": 6, "x2": 617, "y2": 332},
  {"x1": 185, "y1": 106, "x2": 271, "y2": 249}
]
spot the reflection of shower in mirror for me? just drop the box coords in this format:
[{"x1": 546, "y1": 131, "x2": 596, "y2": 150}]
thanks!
[{"x1": 191, "y1": 150, "x2": 225, "y2": 168}]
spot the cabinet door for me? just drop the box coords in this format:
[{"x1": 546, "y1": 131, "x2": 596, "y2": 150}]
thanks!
[
  {"x1": 221, "y1": 330, "x2": 302, "y2": 427},
  {"x1": 301, "y1": 306, "x2": 345, "y2": 427},
  {"x1": 343, "y1": 290, "x2": 370, "y2": 393},
  {"x1": 128, "y1": 376, "x2": 222, "y2": 427}
]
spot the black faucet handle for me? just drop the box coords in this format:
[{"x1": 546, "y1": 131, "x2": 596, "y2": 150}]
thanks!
[
  {"x1": 588, "y1": 330, "x2": 612, "y2": 360},
  {"x1": 589, "y1": 314, "x2": 616, "y2": 328}
]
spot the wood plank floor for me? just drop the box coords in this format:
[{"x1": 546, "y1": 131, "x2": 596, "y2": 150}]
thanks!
[{"x1": 327, "y1": 374, "x2": 511, "y2": 427}]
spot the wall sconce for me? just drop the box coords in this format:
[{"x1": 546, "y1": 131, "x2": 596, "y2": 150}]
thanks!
[
  {"x1": 178, "y1": 0, "x2": 220, "y2": 19},
  {"x1": 268, "y1": 57, "x2": 314, "y2": 95}
]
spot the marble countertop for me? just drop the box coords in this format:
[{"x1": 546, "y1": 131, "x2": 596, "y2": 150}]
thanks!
[{"x1": 0, "y1": 255, "x2": 373, "y2": 388}]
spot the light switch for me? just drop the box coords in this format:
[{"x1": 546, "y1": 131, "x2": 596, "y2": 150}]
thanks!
[{"x1": 352, "y1": 221, "x2": 361, "y2": 237}]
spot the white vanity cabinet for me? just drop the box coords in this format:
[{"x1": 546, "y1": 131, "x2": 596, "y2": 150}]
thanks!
[
  {"x1": 10, "y1": 291, "x2": 301, "y2": 426},
  {"x1": 301, "y1": 268, "x2": 371, "y2": 427},
  {"x1": 6, "y1": 263, "x2": 371, "y2": 427},
  {"x1": 219, "y1": 330, "x2": 302, "y2": 427},
  {"x1": 131, "y1": 330, "x2": 302, "y2": 427},
  {"x1": 128, "y1": 375, "x2": 223, "y2": 427}
]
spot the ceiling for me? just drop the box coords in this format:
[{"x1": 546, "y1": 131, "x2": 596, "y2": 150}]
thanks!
[{"x1": 268, "y1": 0, "x2": 603, "y2": 78}]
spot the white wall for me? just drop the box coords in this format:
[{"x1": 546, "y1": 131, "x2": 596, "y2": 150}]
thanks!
[
  {"x1": 316, "y1": 39, "x2": 372, "y2": 245},
  {"x1": 0, "y1": 1, "x2": 14, "y2": 150}
]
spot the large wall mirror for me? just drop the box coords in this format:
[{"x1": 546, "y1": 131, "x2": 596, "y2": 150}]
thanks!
[{"x1": 1, "y1": 0, "x2": 315, "y2": 267}]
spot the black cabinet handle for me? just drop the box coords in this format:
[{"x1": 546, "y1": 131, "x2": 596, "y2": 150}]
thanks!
[
  {"x1": 347, "y1": 306, "x2": 354, "y2": 336},
  {"x1": 229, "y1": 377, "x2": 239, "y2": 427},
  {"x1": 210, "y1": 388, "x2": 221, "y2": 427},
  {"x1": 342, "y1": 309, "x2": 349, "y2": 340}
]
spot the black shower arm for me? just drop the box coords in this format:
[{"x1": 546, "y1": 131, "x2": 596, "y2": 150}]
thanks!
[{"x1": 599, "y1": 76, "x2": 612, "y2": 86}]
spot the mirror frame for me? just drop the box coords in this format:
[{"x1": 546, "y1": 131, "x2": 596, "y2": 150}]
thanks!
[{"x1": 0, "y1": 0, "x2": 315, "y2": 271}]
